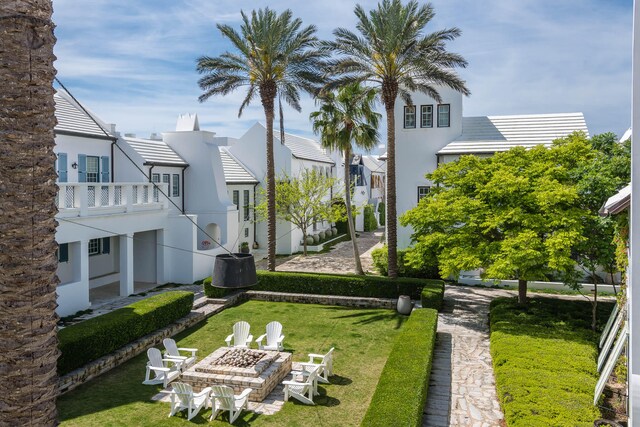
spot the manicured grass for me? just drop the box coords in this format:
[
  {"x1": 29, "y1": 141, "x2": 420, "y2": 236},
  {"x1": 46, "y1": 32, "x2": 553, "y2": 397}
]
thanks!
[
  {"x1": 58, "y1": 300, "x2": 407, "y2": 426},
  {"x1": 490, "y1": 297, "x2": 614, "y2": 427},
  {"x1": 362, "y1": 309, "x2": 438, "y2": 427}
]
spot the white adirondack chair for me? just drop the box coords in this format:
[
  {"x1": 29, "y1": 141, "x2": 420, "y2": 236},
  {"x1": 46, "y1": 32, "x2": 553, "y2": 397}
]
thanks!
[
  {"x1": 142, "y1": 348, "x2": 182, "y2": 388},
  {"x1": 169, "y1": 382, "x2": 211, "y2": 421},
  {"x1": 283, "y1": 366, "x2": 320, "y2": 405},
  {"x1": 163, "y1": 338, "x2": 198, "y2": 370},
  {"x1": 209, "y1": 385, "x2": 252, "y2": 424},
  {"x1": 303, "y1": 347, "x2": 334, "y2": 384},
  {"x1": 225, "y1": 321, "x2": 253, "y2": 348},
  {"x1": 255, "y1": 321, "x2": 285, "y2": 351}
]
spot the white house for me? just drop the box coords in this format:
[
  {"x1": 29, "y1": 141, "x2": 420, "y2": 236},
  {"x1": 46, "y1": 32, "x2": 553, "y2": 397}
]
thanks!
[
  {"x1": 224, "y1": 123, "x2": 338, "y2": 254},
  {"x1": 389, "y1": 87, "x2": 589, "y2": 248},
  {"x1": 349, "y1": 154, "x2": 386, "y2": 231},
  {"x1": 54, "y1": 95, "x2": 234, "y2": 317}
]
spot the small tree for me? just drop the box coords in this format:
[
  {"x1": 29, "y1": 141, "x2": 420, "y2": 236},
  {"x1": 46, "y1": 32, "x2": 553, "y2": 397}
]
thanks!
[
  {"x1": 401, "y1": 134, "x2": 591, "y2": 305},
  {"x1": 256, "y1": 170, "x2": 345, "y2": 255}
]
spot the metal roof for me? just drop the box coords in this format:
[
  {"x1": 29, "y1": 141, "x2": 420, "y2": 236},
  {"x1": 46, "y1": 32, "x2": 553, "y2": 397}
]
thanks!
[
  {"x1": 123, "y1": 136, "x2": 188, "y2": 166},
  {"x1": 219, "y1": 147, "x2": 258, "y2": 184},
  {"x1": 600, "y1": 184, "x2": 630, "y2": 216},
  {"x1": 362, "y1": 155, "x2": 386, "y2": 173},
  {"x1": 275, "y1": 131, "x2": 334, "y2": 164},
  {"x1": 54, "y1": 92, "x2": 113, "y2": 139},
  {"x1": 438, "y1": 113, "x2": 589, "y2": 155}
]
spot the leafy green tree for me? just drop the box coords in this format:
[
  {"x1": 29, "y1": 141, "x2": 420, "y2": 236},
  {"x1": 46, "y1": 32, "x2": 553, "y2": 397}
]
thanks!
[
  {"x1": 401, "y1": 134, "x2": 593, "y2": 304},
  {"x1": 256, "y1": 170, "x2": 345, "y2": 255},
  {"x1": 197, "y1": 8, "x2": 326, "y2": 271},
  {"x1": 310, "y1": 83, "x2": 380, "y2": 274},
  {"x1": 326, "y1": 0, "x2": 469, "y2": 277}
]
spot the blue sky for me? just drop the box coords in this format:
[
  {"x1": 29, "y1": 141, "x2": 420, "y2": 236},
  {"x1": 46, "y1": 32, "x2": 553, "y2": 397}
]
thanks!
[{"x1": 53, "y1": 0, "x2": 633, "y2": 151}]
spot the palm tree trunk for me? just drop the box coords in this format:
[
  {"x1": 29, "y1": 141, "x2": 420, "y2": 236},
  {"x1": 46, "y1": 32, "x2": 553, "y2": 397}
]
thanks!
[
  {"x1": 0, "y1": 1, "x2": 60, "y2": 425},
  {"x1": 384, "y1": 103, "x2": 398, "y2": 279},
  {"x1": 261, "y1": 83, "x2": 277, "y2": 271},
  {"x1": 518, "y1": 278, "x2": 527, "y2": 305},
  {"x1": 344, "y1": 145, "x2": 364, "y2": 275}
]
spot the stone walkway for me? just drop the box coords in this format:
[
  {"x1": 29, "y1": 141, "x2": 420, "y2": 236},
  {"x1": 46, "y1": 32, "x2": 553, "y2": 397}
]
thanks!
[
  {"x1": 255, "y1": 230, "x2": 384, "y2": 274},
  {"x1": 423, "y1": 286, "x2": 509, "y2": 427}
]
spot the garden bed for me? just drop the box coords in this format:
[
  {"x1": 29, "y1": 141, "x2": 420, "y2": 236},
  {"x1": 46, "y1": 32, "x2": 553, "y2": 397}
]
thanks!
[{"x1": 489, "y1": 297, "x2": 614, "y2": 427}]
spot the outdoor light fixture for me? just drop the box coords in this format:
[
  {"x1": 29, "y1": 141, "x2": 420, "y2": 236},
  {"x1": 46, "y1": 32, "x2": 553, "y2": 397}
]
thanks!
[{"x1": 71, "y1": 162, "x2": 78, "y2": 169}]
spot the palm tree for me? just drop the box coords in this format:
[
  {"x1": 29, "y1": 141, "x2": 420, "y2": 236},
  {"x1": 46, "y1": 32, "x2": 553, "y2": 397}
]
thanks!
[
  {"x1": 197, "y1": 8, "x2": 326, "y2": 271},
  {"x1": 327, "y1": 0, "x2": 469, "y2": 277},
  {"x1": 0, "y1": 1, "x2": 60, "y2": 425},
  {"x1": 310, "y1": 83, "x2": 380, "y2": 274}
]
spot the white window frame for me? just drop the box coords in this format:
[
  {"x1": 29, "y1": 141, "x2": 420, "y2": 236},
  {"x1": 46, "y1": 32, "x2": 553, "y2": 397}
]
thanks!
[
  {"x1": 172, "y1": 174, "x2": 180, "y2": 197},
  {"x1": 88, "y1": 238, "x2": 100, "y2": 256},
  {"x1": 86, "y1": 156, "x2": 100, "y2": 183},
  {"x1": 437, "y1": 104, "x2": 450, "y2": 128},
  {"x1": 417, "y1": 186, "x2": 431, "y2": 203},
  {"x1": 421, "y1": 104, "x2": 433, "y2": 128},
  {"x1": 404, "y1": 106, "x2": 416, "y2": 129}
]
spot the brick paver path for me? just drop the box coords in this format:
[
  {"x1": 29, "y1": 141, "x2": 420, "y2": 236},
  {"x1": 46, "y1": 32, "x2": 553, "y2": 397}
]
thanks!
[{"x1": 423, "y1": 286, "x2": 509, "y2": 427}]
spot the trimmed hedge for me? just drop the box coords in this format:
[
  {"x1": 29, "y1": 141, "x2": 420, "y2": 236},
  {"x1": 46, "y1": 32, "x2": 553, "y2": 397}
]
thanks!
[
  {"x1": 377, "y1": 202, "x2": 385, "y2": 226},
  {"x1": 490, "y1": 297, "x2": 612, "y2": 426},
  {"x1": 371, "y1": 245, "x2": 440, "y2": 279},
  {"x1": 203, "y1": 277, "x2": 234, "y2": 298},
  {"x1": 252, "y1": 270, "x2": 444, "y2": 300},
  {"x1": 58, "y1": 291, "x2": 194, "y2": 375},
  {"x1": 363, "y1": 204, "x2": 378, "y2": 231},
  {"x1": 361, "y1": 308, "x2": 438, "y2": 427},
  {"x1": 421, "y1": 281, "x2": 445, "y2": 310}
]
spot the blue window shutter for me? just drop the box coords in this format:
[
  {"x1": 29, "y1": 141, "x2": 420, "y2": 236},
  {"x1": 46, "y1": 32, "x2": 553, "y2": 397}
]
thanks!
[
  {"x1": 101, "y1": 237, "x2": 110, "y2": 254},
  {"x1": 58, "y1": 243, "x2": 69, "y2": 263},
  {"x1": 57, "y1": 153, "x2": 68, "y2": 182},
  {"x1": 101, "y1": 156, "x2": 110, "y2": 182},
  {"x1": 77, "y1": 154, "x2": 87, "y2": 182}
]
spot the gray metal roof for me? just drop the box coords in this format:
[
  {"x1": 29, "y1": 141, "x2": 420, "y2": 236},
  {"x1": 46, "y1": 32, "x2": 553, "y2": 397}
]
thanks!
[
  {"x1": 600, "y1": 184, "x2": 630, "y2": 216},
  {"x1": 438, "y1": 113, "x2": 589, "y2": 155},
  {"x1": 54, "y1": 92, "x2": 112, "y2": 139},
  {"x1": 219, "y1": 147, "x2": 258, "y2": 184},
  {"x1": 275, "y1": 132, "x2": 335, "y2": 164},
  {"x1": 123, "y1": 136, "x2": 188, "y2": 166},
  {"x1": 362, "y1": 155, "x2": 386, "y2": 173}
]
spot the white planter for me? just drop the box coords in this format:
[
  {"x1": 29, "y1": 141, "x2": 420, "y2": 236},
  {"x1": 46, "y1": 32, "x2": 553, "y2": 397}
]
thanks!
[{"x1": 396, "y1": 295, "x2": 413, "y2": 315}]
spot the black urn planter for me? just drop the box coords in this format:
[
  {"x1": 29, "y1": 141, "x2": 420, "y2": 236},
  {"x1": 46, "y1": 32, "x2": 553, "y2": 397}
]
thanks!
[{"x1": 211, "y1": 253, "x2": 257, "y2": 289}]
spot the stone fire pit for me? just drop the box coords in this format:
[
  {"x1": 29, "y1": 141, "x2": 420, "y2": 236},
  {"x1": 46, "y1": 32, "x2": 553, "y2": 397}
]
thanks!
[{"x1": 180, "y1": 347, "x2": 292, "y2": 402}]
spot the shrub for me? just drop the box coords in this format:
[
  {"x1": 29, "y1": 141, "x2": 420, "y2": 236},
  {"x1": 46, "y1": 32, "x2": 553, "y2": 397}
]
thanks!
[
  {"x1": 363, "y1": 204, "x2": 378, "y2": 231},
  {"x1": 372, "y1": 245, "x2": 440, "y2": 279},
  {"x1": 421, "y1": 281, "x2": 445, "y2": 310},
  {"x1": 252, "y1": 270, "x2": 444, "y2": 300},
  {"x1": 58, "y1": 291, "x2": 194, "y2": 375},
  {"x1": 203, "y1": 277, "x2": 235, "y2": 298},
  {"x1": 377, "y1": 202, "x2": 385, "y2": 226},
  {"x1": 490, "y1": 297, "x2": 613, "y2": 426},
  {"x1": 361, "y1": 308, "x2": 438, "y2": 427}
]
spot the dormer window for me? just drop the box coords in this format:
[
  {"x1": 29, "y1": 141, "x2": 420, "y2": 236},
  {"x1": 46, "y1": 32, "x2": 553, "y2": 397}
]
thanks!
[
  {"x1": 420, "y1": 105, "x2": 433, "y2": 128},
  {"x1": 404, "y1": 106, "x2": 416, "y2": 129},
  {"x1": 437, "y1": 104, "x2": 450, "y2": 127}
]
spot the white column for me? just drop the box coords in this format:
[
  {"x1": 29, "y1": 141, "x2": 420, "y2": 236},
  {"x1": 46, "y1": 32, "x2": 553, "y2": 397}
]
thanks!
[
  {"x1": 629, "y1": 0, "x2": 640, "y2": 423},
  {"x1": 156, "y1": 229, "x2": 165, "y2": 284},
  {"x1": 78, "y1": 240, "x2": 90, "y2": 305},
  {"x1": 119, "y1": 233, "x2": 134, "y2": 296}
]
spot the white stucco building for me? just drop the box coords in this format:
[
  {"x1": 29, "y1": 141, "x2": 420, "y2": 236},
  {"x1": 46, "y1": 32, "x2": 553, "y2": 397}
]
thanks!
[{"x1": 388, "y1": 87, "x2": 589, "y2": 248}]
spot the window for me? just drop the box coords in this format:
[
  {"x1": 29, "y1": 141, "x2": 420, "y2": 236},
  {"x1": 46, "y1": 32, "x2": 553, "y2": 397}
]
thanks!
[
  {"x1": 172, "y1": 174, "x2": 180, "y2": 197},
  {"x1": 437, "y1": 104, "x2": 450, "y2": 127},
  {"x1": 244, "y1": 228, "x2": 249, "y2": 238},
  {"x1": 404, "y1": 106, "x2": 416, "y2": 129},
  {"x1": 421, "y1": 105, "x2": 433, "y2": 128},
  {"x1": 86, "y1": 156, "x2": 100, "y2": 182},
  {"x1": 232, "y1": 190, "x2": 239, "y2": 209},
  {"x1": 57, "y1": 243, "x2": 69, "y2": 263},
  {"x1": 162, "y1": 174, "x2": 170, "y2": 185},
  {"x1": 417, "y1": 186, "x2": 431, "y2": 202},
  {"x1": 88, "y1": 238, "x2": 100, "y2": 256},
  {"x1": 243, "y1": 190, "x2": 250, "y2": 221},
  {"x1": 151, "y1": 173, "x2": 160, "y2": 201}
]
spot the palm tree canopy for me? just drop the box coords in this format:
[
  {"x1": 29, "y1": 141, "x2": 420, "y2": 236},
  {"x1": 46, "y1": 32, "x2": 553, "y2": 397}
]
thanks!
[
  {"x1": 310, "y1": 83, "x2": 381, "y2": 154},
  {"x1": 326, "y1": 0, "x2": 470, "y2": 106},
  {"x1": 197, "y1": 8, "x2": 327, "y2": 116}
]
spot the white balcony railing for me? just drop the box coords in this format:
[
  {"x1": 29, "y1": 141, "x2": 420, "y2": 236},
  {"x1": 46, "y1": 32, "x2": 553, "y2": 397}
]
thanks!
[{"x1": 55, "y1": 182, "x2": 169, "y2": 218}]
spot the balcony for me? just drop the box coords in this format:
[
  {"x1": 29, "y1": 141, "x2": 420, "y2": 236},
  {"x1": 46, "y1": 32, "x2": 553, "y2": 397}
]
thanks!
[{"x1": 56, "y1": 182, "x2": 169, "y2": 218}]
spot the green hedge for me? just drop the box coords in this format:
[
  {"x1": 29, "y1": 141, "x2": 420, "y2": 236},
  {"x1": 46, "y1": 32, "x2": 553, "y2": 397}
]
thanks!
[
  {"x1": 363, "y1": 204, "x2": 378, "y2": 231},
  {"x1": 421, "y1": 281, "x2": 445, "y2": 310},
  {"x1": 377, "y1": 202, "x2": 385, "y2": 226},
  {"x1": 58, "y1": 291, "x2": 194, "y2": 375},
  {"x1": 490, "y1": 297, "x2": 612, "y2": 426},
  {"x1": 361, "y1": 308, "x2": 438, "y2": 427},
  {"x1": 252, "y1": 270, "x2": 444, "y2": 300},
  {"x1": 203, "y1": 277, "x2": 234, "y2": 298},
  {"x1": 372, "y1": 245, "x2": 440, "y2": 279}
]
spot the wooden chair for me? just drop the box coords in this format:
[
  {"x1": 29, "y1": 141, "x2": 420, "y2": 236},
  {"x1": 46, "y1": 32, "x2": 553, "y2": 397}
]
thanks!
[
  {"x1": 225, "y1": 321, "x2": 253, "y2": 348},
  {"x1": 283, "y1": 366, "x2": 320, "y2": 405},
  {"x1": 255, "y1": 321, "x2": 285, "y2": 351},
  {"x1": 163, "y1": 338, "x2": 197, "y2": 370},
  {"x1": 209, "y1": 385, "x2": 252, "y2": 424},
  {"x1": 169, "y1": 382, "x2": 211, "y2": 421},
  {"x1": 142, "y1": 348, "x2": 181, "y2": 388}
]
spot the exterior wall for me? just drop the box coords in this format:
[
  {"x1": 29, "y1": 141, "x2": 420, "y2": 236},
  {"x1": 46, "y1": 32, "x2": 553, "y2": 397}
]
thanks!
[
  {"x1": 133, "y1": 230, "x2": 157, "y2": 283},
  {"x1": 54, "y1": 133, "x2": 112, "y2": 183},
  {"x1": 227, "y1": 183, "x2": 256, "y2": 252},
  {"x1": 394, "y1": 87, "x2": 464, "y2": 248}
]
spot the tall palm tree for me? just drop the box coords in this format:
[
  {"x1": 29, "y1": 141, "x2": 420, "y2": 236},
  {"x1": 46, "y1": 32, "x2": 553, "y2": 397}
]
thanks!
[
  {"x1": 197, "y1": 8, "x2": 326, "y2": 271},
  {"x1": 0, "y1": 1, "x2": 60, "y2": 425},
  {"x1": 310, "y1": 83, "x2": 380, "y2": 275},
  {"x1": 327, "y1": 0, "x2": 469, "y2": 277}
]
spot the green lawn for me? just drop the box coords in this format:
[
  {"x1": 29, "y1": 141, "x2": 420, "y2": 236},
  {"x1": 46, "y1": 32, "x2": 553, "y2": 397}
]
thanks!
[
  {"x1": 490, "y1": 297, "x2": 614, "y2": 427},
  {"x1": 58, "y1": 300, "x2": 407, "y2": 426}
]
